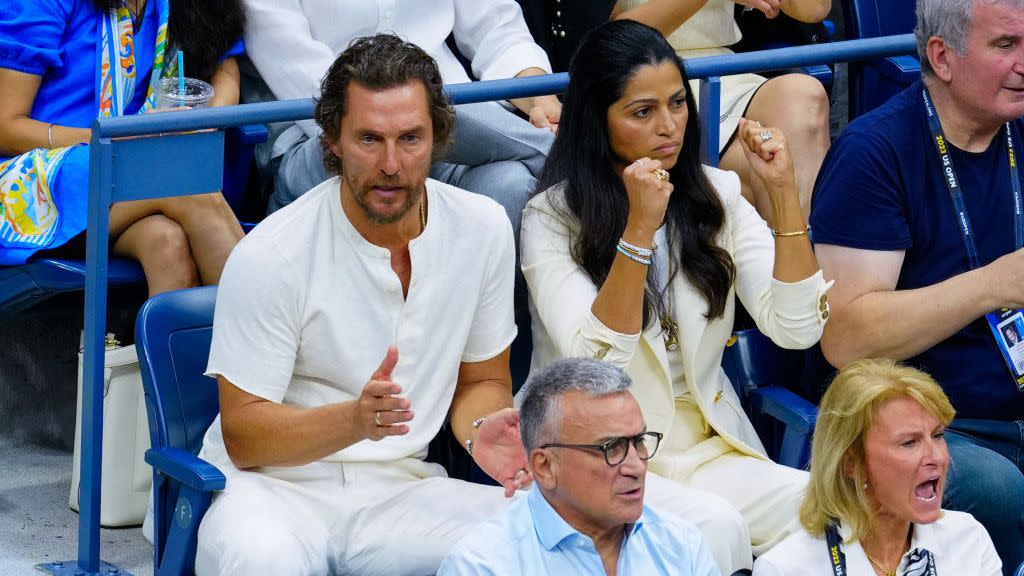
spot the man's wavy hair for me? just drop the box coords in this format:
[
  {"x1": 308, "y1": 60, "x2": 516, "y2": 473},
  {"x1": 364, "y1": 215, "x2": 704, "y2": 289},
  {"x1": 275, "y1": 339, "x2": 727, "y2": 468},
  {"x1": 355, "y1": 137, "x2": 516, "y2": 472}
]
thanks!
[{"x1": 314, "y1": 34, "x2": 455, "y2": 175}]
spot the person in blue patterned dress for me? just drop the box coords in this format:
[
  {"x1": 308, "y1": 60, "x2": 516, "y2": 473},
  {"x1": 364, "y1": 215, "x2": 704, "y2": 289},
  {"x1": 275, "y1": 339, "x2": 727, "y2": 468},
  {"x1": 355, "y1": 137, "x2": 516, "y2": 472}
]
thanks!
[{"x1": 0, "y1": 0, "x2": 245, "y2": 295}]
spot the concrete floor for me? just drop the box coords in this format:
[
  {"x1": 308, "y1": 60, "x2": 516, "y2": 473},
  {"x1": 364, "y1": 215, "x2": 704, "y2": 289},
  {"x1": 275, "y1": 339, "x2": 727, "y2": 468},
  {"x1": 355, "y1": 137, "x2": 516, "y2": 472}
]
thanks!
[
  {"x1": 0, "y1": 441, "x2": 152, "y2": 576},
  {"x1": 0, "y1": 290, "x2": 152, "y2": 575}
]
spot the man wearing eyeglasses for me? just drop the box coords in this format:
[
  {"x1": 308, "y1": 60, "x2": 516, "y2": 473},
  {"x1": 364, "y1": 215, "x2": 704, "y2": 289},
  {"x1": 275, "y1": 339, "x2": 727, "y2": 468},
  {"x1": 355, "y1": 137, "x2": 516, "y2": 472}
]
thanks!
[{"x1": 438, "y1": 358, "x2": 720, "y2": 576}]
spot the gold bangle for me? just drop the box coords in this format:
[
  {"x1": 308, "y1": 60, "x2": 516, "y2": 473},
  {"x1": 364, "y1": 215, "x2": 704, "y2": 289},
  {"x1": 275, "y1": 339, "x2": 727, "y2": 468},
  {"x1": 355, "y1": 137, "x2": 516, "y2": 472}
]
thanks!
[{"x1": 772, "y1": 225, "x2": 810, "y2": 238}]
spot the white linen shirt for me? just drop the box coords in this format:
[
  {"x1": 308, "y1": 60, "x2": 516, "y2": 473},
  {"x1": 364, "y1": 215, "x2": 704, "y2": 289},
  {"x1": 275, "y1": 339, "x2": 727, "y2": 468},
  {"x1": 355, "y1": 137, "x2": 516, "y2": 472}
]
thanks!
[
  {"x1": 243, "y1": 0, "x2": 552, "y2": 156},
  {"x1": 201, "y1": 176, "x2": 517, "y2": 466},
  {"x1": 752, "y1": 510, "x2": 1002, "y2": 576}
]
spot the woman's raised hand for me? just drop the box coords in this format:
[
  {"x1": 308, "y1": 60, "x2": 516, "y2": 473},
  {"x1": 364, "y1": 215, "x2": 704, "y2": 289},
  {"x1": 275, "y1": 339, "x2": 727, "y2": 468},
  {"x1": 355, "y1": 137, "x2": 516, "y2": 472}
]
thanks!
[
  {"x1": 622, "y1": 157, "x2": 673, "y2": 238},
  {"x1": 737, "y1": 118, "x2": 798, "y2": 200}
]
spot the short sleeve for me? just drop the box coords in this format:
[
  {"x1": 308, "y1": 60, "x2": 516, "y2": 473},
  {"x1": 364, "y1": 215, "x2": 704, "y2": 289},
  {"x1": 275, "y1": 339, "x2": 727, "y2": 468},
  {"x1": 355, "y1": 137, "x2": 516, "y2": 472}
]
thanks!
[
  {"x1": 222, "y1": 38, "x2": 244, "y2": 60},
  {"x1": 810, "y1": 129, "x2": 912, "y2": 251},
  {"x1": 461, "y1": 204, "x2": 518, "y2": 363},
  {"x1": 205, "y1": 238, "x2": 301, "y2": 403},
  {"x1": 0, "y1": 0, "x2": 67, "y2": 75}
]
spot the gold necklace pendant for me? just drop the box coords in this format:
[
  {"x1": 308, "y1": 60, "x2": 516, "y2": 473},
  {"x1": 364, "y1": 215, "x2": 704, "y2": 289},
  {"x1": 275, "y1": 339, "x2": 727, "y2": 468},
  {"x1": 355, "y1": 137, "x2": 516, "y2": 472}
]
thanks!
[
  {"x1": 865, "y1": 552, "x2": 897, "y2": 576},
  {"x1": 661, "y1": 315, "x2": 679, "y2": 351}
]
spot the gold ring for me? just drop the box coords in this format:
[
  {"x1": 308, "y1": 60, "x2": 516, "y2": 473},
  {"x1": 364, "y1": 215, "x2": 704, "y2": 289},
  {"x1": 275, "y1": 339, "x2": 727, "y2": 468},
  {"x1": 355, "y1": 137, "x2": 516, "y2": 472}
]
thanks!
[
  {"x1": 375, "y1": 411, "x2": 383, "y2": 426},
  {"x1": 654, "y1": 168, "x2": 670, "y2": 182}
]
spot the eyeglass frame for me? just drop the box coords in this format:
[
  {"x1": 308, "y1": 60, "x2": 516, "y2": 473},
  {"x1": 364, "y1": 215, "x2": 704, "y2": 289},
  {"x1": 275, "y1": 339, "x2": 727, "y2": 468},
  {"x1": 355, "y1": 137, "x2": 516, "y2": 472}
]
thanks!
[{"x1": 540, "y1": 431, "x2": 663, "y2": 467}]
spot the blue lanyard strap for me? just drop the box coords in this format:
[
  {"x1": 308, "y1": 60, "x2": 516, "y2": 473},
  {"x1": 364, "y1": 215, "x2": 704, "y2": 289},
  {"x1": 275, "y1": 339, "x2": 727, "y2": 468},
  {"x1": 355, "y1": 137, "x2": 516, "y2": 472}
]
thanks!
[
  {"x1": 922, "y1": 87, "x2": 1024, "y2": 270},
  {"x1": 824, "y1": 523, "x2": 846, "y2": 576}
]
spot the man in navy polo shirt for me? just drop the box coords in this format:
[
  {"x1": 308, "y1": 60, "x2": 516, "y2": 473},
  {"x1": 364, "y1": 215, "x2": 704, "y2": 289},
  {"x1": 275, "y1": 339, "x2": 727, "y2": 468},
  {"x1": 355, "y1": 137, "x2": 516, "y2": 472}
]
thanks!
[{"x1": 810, "y1": 0, "x2": 1024, "y2": 572}]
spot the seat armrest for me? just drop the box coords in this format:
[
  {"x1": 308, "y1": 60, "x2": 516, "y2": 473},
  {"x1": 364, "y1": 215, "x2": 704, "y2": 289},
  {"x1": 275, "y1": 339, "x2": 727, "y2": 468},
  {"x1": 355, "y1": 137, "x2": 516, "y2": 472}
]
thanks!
[
  {"x1": 878, "y1": 55, "x2": 920, "y2": 82},
  {"x1": 749, "y1": 386, "x2": 818, "y2": 434},
  {"x1": 145, "y1": 447, "x2": 226, "y2": 492},
  {"x1": 229, "y1": 123, "x2": 269, "y2": 145}
]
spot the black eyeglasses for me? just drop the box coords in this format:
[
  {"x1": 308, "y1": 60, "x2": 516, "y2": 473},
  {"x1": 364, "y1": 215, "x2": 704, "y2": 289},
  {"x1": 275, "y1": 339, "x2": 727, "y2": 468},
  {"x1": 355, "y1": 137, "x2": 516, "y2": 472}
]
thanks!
[{"x1": 541, "y1": 431, "x2": 663, "y2": 466}]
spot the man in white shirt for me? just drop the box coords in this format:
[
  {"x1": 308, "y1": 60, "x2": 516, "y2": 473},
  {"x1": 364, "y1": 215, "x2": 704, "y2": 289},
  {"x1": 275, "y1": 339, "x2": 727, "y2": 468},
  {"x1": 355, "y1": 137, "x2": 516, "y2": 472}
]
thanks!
[
  {"x1": 439, "y1": 358, "x2": 720, "y2": 576},
  {"x1": 194, "y1": 35, "x2": 530, "y2": 576},
  {"x1": 246, "y1": 0, "x2": 560, "y2": 238}
]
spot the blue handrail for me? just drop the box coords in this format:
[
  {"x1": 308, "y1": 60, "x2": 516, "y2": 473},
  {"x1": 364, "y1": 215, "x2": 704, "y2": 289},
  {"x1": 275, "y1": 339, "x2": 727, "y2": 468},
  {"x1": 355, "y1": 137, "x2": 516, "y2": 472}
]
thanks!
[
  {"x1": 91, "y1": 34, "x2": 916, "y2": 138},
  {"x1": 70, "y1": 34, "x2": 919, "y2": 576}
]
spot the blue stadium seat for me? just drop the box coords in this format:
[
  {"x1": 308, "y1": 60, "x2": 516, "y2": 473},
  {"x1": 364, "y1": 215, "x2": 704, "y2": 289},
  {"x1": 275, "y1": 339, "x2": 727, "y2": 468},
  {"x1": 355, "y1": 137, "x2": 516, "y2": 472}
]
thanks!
[
  {"x1": 135, "y1": 286, "x2": 478, "y2": 574},
  {"x1": 0, "y1": 257, "x2": 145, "y2": 314},
  {"x1": 135, "y1": 286, "x2": 223, "y2": 576},
  {"x1": 843, "y1": 0, "x2": 919, "y2": 119},
  {"x1": 721, "y1": 328, "x2": 818, "y2": 470}
]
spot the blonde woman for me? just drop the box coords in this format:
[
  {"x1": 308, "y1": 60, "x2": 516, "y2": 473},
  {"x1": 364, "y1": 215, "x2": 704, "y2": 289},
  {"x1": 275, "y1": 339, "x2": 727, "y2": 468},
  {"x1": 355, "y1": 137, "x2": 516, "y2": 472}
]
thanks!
[{"x1": 753, "y1": 359, "x2": 1001, "y2": 575}]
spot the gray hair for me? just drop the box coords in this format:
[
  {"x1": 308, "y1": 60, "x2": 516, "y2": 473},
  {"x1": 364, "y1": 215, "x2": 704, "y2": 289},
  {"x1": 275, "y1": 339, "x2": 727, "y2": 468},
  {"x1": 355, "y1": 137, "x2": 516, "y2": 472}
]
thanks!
[
  {"x1": 916, "y1": 0, "x2": 1024, "y2": 76},
  {"x1": 518, "y1": 358, "x2": 633, "y2": 452}
]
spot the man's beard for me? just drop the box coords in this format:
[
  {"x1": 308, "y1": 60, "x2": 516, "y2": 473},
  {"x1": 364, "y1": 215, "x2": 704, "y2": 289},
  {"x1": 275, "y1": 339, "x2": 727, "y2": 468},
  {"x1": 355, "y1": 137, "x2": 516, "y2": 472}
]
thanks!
[{"x1": 347, "y1": 174, "x2": 422, "y2": 225}]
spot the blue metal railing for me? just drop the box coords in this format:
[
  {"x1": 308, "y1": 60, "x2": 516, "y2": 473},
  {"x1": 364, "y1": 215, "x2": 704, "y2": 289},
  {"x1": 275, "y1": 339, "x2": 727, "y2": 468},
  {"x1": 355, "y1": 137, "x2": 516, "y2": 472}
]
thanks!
[{"x1": 67, "y1": 33, "x2": 917, "y2": 576}]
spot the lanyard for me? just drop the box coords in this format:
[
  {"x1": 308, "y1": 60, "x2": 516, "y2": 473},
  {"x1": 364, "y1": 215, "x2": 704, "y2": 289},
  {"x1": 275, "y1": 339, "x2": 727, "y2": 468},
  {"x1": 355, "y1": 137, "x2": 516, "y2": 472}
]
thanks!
[
  {"x1": 824, "y1": 522, "x2": 939, "y2": 576},
  {"x1": 922, "y1": 87, "x2": 1024, "y2": 269},
  {"x1": 824, "y1": 523, "x2": 847, "y2": 576}
]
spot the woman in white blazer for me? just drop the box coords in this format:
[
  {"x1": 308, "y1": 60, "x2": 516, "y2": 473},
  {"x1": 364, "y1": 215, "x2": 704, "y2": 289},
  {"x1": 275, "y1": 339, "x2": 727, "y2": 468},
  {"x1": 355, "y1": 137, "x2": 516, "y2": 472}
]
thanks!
[{"x1": 520, "y1": 19, "x2": 830, "y2": 573}]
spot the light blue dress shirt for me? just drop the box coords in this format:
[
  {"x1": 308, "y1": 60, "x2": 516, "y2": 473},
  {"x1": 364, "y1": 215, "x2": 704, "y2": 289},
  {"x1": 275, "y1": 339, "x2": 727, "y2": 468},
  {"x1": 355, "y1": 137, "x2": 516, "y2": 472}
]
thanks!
[{"x1": 438, "y1": 485, "x2": 721, "y2": 576}]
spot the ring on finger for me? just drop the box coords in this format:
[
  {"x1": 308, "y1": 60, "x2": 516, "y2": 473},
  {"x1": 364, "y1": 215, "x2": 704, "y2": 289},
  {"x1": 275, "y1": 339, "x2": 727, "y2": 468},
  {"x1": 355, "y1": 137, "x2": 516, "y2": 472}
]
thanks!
[
  {"x1": 375, "y1": 411, "x2": 383, "y2": 426},
  {"x1": 635, "y1": 158, "x2": 646, "y2": 166},
  {"x1": 654, "y1": 168, "x2": 670, "y2": 182},
  {"x1": 759, "y1": 130, "x2": 773, "y2": 143}
]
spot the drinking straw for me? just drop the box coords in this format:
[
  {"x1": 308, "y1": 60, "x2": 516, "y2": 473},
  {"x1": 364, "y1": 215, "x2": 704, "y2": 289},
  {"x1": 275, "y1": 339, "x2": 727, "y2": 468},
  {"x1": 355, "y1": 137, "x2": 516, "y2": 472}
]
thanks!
[{"x1": 177, "y1": 51, "x2": 185, "y2": 96}]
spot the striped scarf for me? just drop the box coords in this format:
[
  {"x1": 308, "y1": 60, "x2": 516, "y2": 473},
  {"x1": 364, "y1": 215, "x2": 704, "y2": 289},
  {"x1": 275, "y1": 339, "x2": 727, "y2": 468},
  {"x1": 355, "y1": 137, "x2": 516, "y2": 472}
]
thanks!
[{"x1": 902, "y1": 548, "x2": 936, "y2": 576}]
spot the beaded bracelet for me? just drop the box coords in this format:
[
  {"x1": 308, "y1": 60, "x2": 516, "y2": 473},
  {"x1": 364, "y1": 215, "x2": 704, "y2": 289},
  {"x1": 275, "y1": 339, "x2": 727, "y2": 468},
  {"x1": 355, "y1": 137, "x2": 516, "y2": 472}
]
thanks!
[
  {"x1": 617, "y1": 238, "x2": 654, "y2": 257},
  {"x1": 616, "y1": 244, "x2": 652, "y2": 265}
]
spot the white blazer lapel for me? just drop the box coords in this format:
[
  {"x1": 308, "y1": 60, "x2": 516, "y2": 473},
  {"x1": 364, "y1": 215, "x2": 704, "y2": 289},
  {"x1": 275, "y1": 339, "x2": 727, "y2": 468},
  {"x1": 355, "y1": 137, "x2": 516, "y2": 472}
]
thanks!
[
  {"x1": 641, "y1": 321, "x2": 671, "y2": 389},
  {"x1": 673, "y1": 278, "x2": 709, "y2": 381}
]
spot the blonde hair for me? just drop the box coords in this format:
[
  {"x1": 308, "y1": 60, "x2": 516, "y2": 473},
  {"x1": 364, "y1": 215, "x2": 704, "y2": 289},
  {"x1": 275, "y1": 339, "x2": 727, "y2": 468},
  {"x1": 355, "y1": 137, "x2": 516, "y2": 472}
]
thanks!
[{"x1": 799, "y1": 358, "x2": 955, "y2": 541}]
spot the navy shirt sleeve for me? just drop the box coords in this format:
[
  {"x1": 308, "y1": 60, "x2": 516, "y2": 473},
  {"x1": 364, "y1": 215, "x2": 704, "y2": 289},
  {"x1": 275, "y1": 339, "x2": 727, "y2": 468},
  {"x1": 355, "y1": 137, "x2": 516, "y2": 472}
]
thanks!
[{"x1": 810, "y1": 126, "x2": 913, "y2": 252}]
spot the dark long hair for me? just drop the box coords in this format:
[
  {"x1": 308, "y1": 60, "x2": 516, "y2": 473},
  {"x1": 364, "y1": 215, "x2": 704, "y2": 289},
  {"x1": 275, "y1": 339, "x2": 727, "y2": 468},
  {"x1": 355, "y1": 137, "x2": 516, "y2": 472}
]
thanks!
[
  {"x1": 92, "y1": 0, "x2": 245, "y2": 83},
  {"x1": 537, "y1": 19, "x2": 735, "y2": 324}
]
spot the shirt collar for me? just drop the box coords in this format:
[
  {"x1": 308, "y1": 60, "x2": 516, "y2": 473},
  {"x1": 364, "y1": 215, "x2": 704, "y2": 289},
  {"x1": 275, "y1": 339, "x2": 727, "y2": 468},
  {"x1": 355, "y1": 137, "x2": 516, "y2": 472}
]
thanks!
[{"x1": 527, "y1": 485, "x2": 646, "y2": 550}]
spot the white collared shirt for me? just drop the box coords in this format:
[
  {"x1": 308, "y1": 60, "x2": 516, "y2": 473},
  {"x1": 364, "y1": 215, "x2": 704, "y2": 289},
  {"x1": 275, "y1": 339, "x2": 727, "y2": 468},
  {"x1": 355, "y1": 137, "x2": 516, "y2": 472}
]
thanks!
[
  {"x1": 752, "y1": 510, "x2": 1001, "y2": 576},
  {"x1": 242, "y1": 0, "x2": 552, "y2": 156}
]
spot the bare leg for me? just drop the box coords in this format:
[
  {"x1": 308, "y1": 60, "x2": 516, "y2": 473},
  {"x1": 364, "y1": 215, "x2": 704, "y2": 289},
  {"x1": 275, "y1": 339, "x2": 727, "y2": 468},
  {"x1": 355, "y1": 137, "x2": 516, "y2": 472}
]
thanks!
[
  {"x1": 719, "y1": 73, "x2": 830, "y2": 225},
  {"x1": 110, "y1": 192, "x2": 243, "y2": 286},
  {"x1": 112, "y1": 214, "x2": 199, "y2": 296}
]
